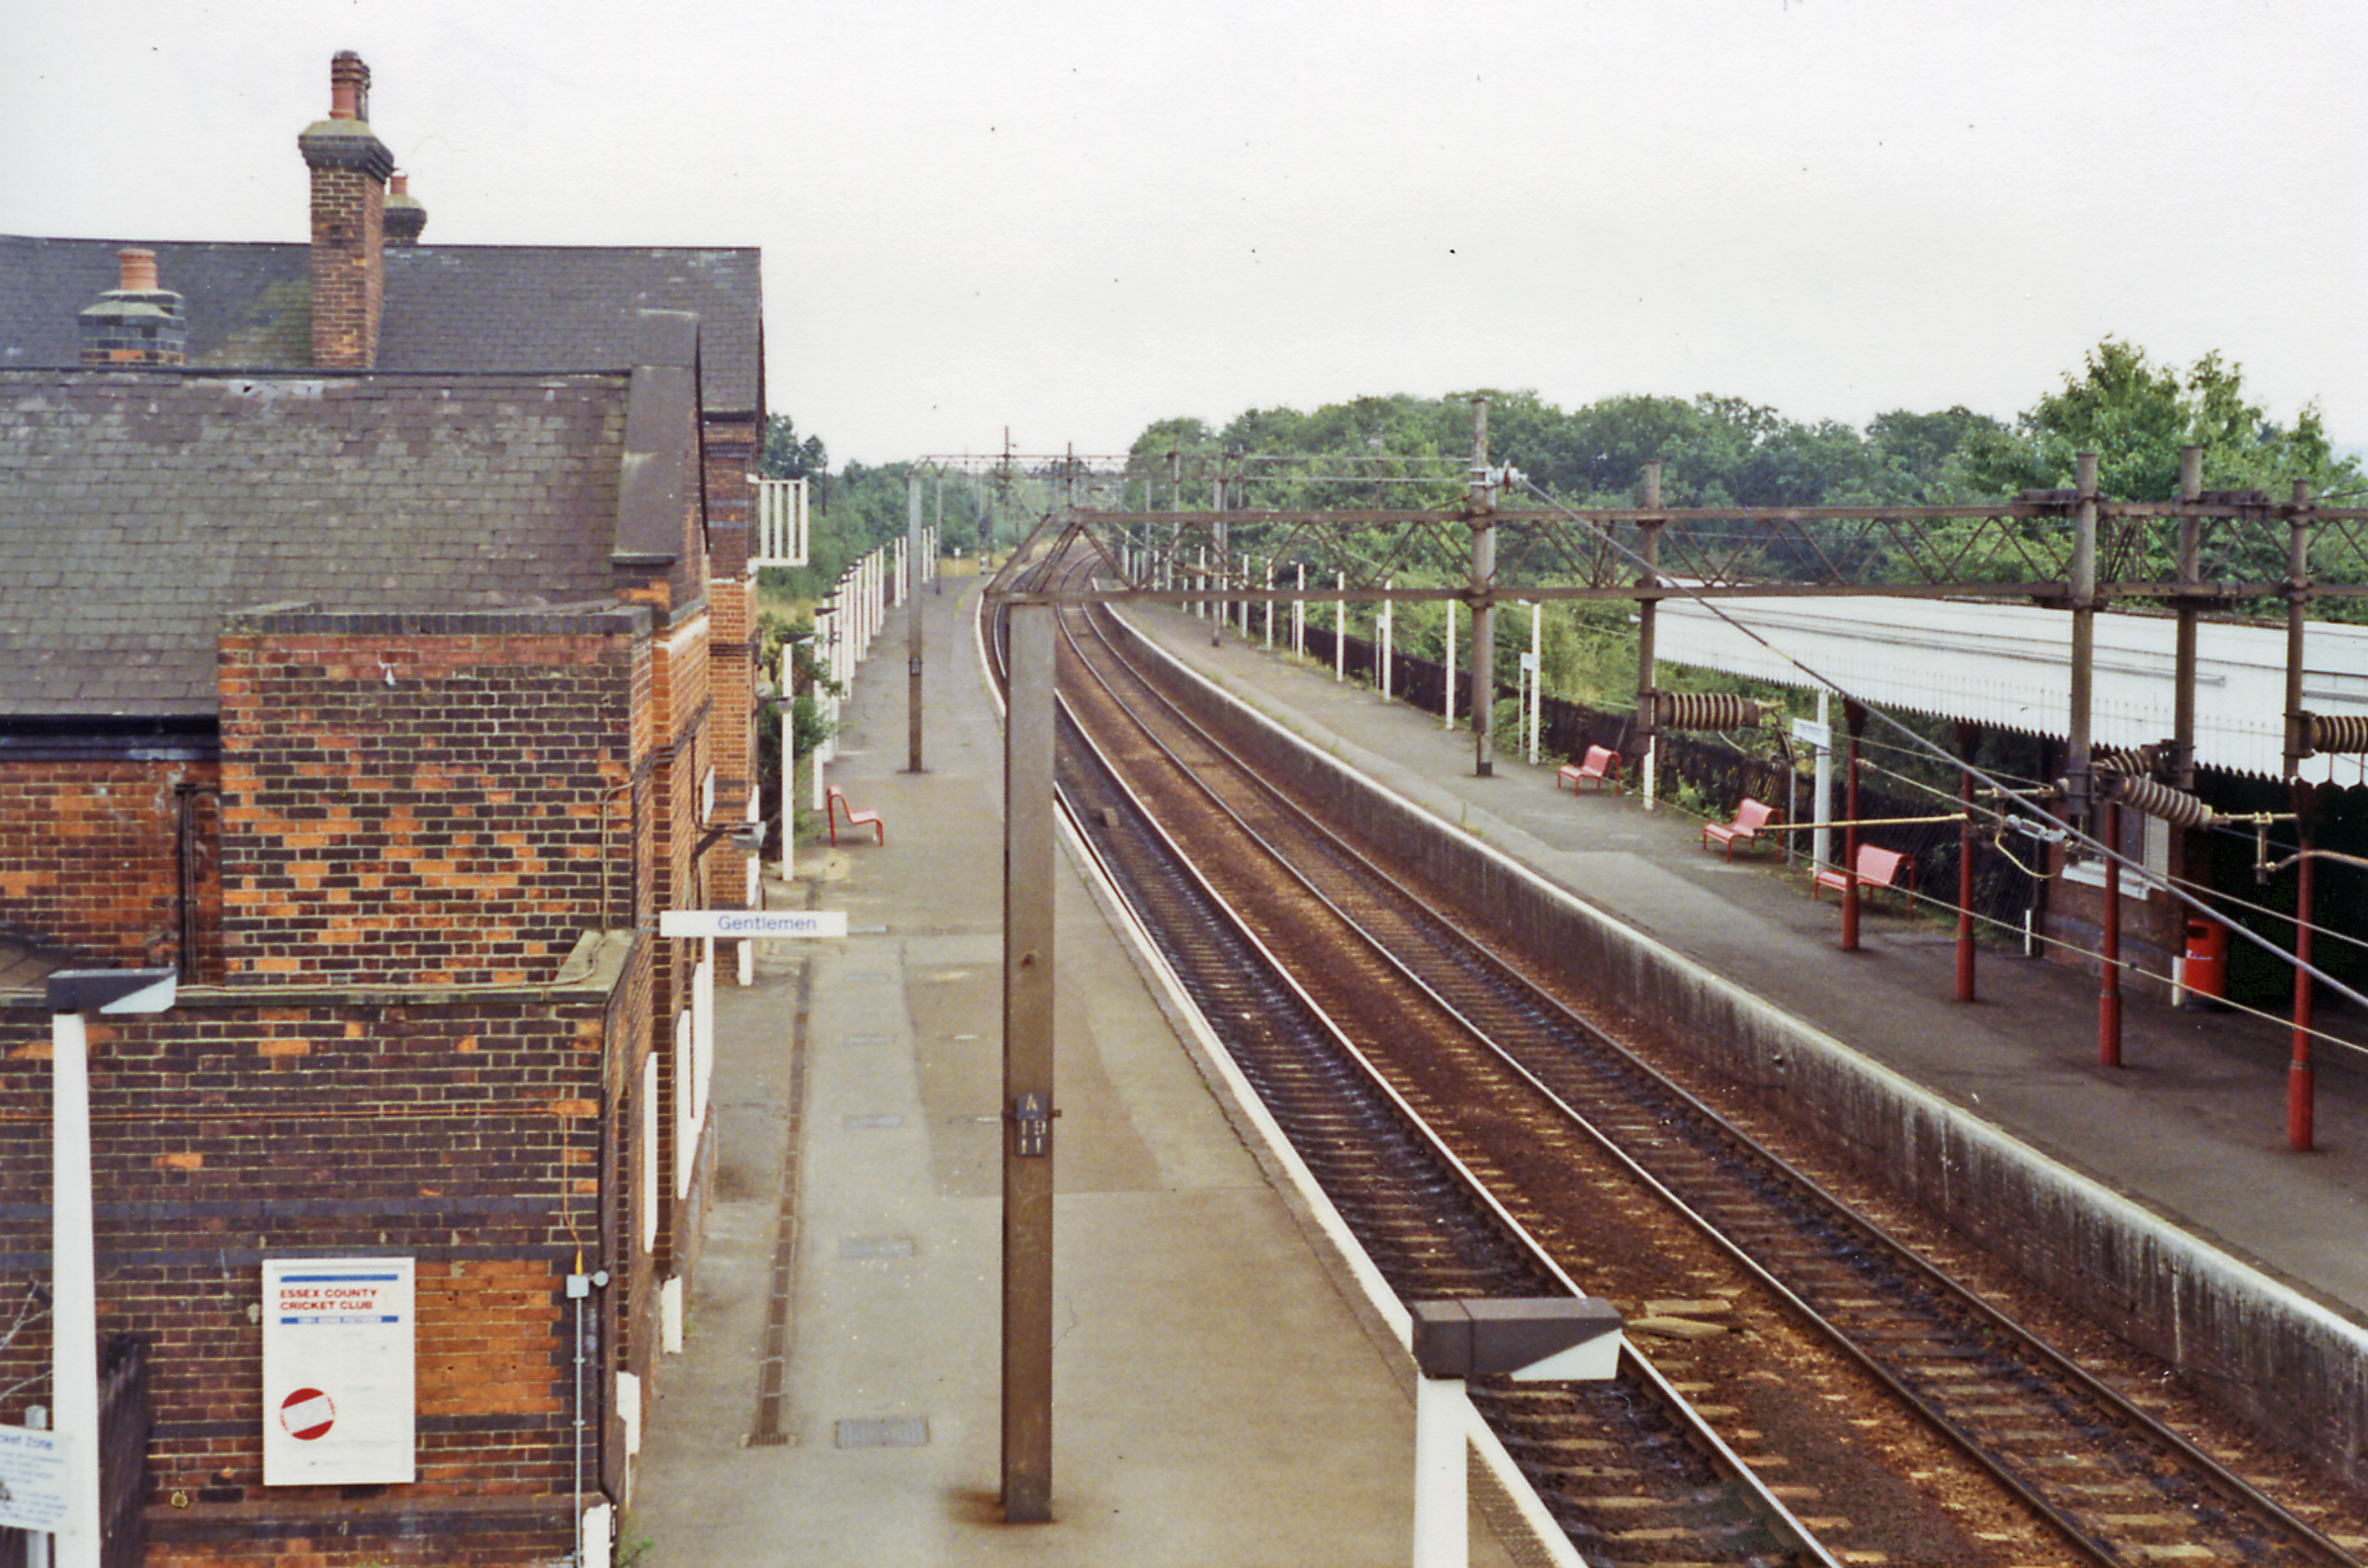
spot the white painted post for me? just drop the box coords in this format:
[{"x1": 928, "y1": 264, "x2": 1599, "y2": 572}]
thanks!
[
  {"x1": 1380, "y1": 582, "x2": 1394, "y2": 701},
  {"x1": 1335, "y1": 576, "x2": 1346, "y2": 682},
  {"x1": 1443, "y1": 600, "x2": 1457, "y2": 729},
  {"x1": 1293, "y1": 565, "x2": 1305, "y2": 657},
  {"x1": 1411, "y1": 1375, "x2": 1468, "y2": 1568},
  {"x1": 1264, "y1": 560, "x2": 1274, "y2": 650},
  {"x1": 780, "y1": 646, "x2": 797, "y2": 882},
  {"x1": 1813, "y1": 690, "x2": 1833, "y2": 874},
  {"x1": 50, "y1": 1009, "x2": 99, "y2": 1568},
  {"x1": 1528, "y1": 603, "x2": 1542, "y2": 765},
  {"x1": 44, "y1": 970, "x2": 177, "y2": 1568}
]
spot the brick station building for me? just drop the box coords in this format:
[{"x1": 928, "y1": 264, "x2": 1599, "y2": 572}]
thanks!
[{"x1": 0, "y1": 54, "x2": 766, "y2": 1564}]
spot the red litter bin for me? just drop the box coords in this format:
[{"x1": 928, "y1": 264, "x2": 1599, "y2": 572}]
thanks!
[{"x1": 2182, "y1": 918, "x2": 2229, "y2": 1008}]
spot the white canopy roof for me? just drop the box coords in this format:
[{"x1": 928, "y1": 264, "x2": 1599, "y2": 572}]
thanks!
[{"x1": 1654, "y1": 595, "x2": 2368, "y2": 783}]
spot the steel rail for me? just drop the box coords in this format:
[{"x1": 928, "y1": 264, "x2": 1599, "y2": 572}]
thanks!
[
  {"x1": 1059, "y1": 586, "x2": 2361, "y2": 1568},
  {"x1": 995, "y1": 568, "x2": 1837, "y2": 1565}
]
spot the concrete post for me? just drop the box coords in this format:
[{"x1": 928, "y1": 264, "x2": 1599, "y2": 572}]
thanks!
[
  {"x1": 1443, "y1": 599, "x2": 1456, "y2": 729},
  {"x1": 1411, "y1": 1375, "x2": 1466, "y2": 1568},
  {"x1": 44, "y1": 969, "x2": 175, "y2": 1568},
  {"x1": 2173, "y1": 446, "x2": 2202, "y2": 791},
  {"x1": 2066, "y1": 452, "x2": 2099, "y2": 834},
  {"x1": 1335, "y1": 576, "x2": 1347, "y2": 683},
  {"x1": 1811, "y1": 689, "x2": 1832, "y2": 872},
  {"x1": 908, "y1": 475, "x2": 924, "y2": 774},
  {"x1": 1636, "y1": 462, "x2": 1664, "y2": 810},
  {"x1": 50, "y1": 1008, "x2": 99, "y2": 1568},
  {"x1": 2282, "y1": 479, "x2": 2315, "y2": 776},
  {"x1": 1001, "y1": 604, "x2": 1057, "y2": 1522},
  {"x1": 1528, "y1": 603, "x2": 1541, "y2": 765}
]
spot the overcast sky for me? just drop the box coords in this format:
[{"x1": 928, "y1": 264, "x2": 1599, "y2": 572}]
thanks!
[{"x1": 4, "y1": 1, "x2": 2362, "y2": 466}]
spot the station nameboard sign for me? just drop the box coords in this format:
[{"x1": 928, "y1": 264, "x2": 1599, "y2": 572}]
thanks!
[
  {"x1": 262, "y1": 1258, "x2": 415, "y2": 1486},
  {"x1": 658, "y1": 910, "x2": 848, "y2": 940}
]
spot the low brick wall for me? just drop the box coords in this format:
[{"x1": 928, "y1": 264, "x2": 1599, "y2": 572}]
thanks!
[{"x1": 1113, "y1": 613, "x2": 2368, "y2": 1489}]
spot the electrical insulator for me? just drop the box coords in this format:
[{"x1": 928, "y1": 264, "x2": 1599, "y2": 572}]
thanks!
[
  {"x1": 2303, "y1": 713, "x2": 2368, "y2": 754},
  {"x1": 2113, "y1": 775, "x2": 2217, "y2": 829},
  {"x1": 1657, "y1": 692, "x2": 1765, "y2": 732}
]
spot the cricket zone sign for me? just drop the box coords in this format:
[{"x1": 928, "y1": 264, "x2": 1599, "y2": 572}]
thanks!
[{"x1": 261, "y1": 1258, "x2": 416, "y2": 1485}]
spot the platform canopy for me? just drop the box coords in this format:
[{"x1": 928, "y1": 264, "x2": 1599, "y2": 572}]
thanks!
[{"x1": 1656, "y1": 595, "x2": 2368, "y2": 785}]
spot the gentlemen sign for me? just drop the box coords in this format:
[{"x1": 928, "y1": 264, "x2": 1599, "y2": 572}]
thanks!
[
  {"x1": 261, "y1": 1258, "x2": 415, "y2": 1485},
  {"x1": 659, "y1": 910, "x2": 847, "y2": 939}
]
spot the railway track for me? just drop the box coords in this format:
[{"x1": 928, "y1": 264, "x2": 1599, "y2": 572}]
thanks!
[{"x1": 986, "y1": 550, "x2": 2362, "y2": 1567}]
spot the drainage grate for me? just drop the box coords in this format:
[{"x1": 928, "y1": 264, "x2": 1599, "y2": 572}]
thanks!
[{"x1": 835, "y1": 1417, "x2": 928, "y2": 1449}]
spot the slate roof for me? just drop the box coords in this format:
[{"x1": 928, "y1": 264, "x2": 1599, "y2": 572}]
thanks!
[
  {"x1": 0, "y1": 237, "x2": 762, "y2": 412},
  {"x1": 0, "y1": 368, "x2": 630, "y2": 719}
]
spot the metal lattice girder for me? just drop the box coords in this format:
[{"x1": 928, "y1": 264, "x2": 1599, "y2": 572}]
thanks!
[{"x1": 1037, "y1": 497, "x2": 2368, "y2": 606}]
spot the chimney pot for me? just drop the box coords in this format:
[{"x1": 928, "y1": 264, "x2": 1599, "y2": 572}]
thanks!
[
  {"x1": 329, "y1": 50, "x2": 372, "y2": 123},
  {"x1": 79, "y1": 248, "x2": 187, "y2": 367},
  {"x1": 384, "y1": 170, "x2": 428, "y2": 245}
]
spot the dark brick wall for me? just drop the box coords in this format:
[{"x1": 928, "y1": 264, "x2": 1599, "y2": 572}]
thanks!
[
  {"x1": 0, "y1": 985, "x2": 624, "y2": 1566},
  {"x1": 0, "y1": 759, "x2": 218, "y2": 974},
  {"x1": 217, "y1": 627, "x2": 638, "y2": 986}
]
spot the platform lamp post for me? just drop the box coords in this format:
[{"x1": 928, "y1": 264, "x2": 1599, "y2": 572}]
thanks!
[{"x1": 45, "y1": 968, "x2": 177, "y2": 1568}]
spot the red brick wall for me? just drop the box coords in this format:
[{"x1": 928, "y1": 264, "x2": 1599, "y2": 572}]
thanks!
[
  {"x1": 217, "y1": 622, "x2": 639, "y2": 986},
  {"x1": 0, "y1": 987, "x2": 619, "y2": 1565},
  {"x1": 0, "y1": 758, "x2": 218, "y2": 974}
]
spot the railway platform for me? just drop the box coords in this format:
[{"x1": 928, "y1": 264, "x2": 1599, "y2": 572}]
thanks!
[
  {"x1": 629, "y1": 579, "x2": 1526, "y2": 1566},
  {"x1": 1124, "y1": 602, "x2": 2368, "y2": 1326}
]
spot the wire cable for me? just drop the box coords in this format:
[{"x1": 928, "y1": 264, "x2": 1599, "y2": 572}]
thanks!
[{"x1": 1509, "y1": 472, "x2": 2368, "y2": 1017}]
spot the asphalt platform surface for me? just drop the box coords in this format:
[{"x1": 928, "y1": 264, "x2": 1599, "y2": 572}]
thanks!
[{"x1": 635, "y1": 579, "x2": 2365, "y2": 1564}]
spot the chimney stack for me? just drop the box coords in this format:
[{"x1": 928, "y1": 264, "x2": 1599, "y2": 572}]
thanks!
[
  {"x1": 78, "y1": 248, "x2": 188, "y2": 366},
  {"x1": 297, "y1": 50, "x2": 394, "y2": 369},
  {"x1": 384, "y1": 171, "x2": 428, "y2": 246}
]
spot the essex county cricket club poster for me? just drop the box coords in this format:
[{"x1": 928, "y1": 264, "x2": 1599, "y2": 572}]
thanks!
[{"x1": 261, "y1": 1258, "x2": 416, "y2": 1485}]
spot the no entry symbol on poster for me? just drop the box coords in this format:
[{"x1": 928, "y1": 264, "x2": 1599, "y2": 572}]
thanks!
[
  {"x1": 261, "y1": 1257, "x2": 415, "y2": 1485},
  {"x1": 279, "y1": 1387, "x2": 336, "y2": 1442}
]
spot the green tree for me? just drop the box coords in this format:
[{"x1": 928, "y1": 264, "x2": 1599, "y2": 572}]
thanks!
[{"x1": 1965, "y1": 337, "x2": 2360, "y2": 502}]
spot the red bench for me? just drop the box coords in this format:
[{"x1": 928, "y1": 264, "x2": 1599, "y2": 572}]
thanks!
[
  {"x1": 1702, "y1": 798, "x2": 1779, "y2": 859},
  {"x1": 1555, "y1": 745, "x2": 1623, "y2": 794},
  {"x1": 826, "y1": 786, "x2": 885, "y2": 847},
  {"x1": 1814, "y1": 843, "x2": 1914, "y2": 904}
]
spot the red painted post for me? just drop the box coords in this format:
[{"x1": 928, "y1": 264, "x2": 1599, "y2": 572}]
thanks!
[
  {"x1": 2290, "y1": 828, "x2": 2316, "y2": 1152},
  {"x1": 2099, "y1": 800, "x2": 2122, "y2": 1068},
  {"x1": 1955, "y1": 722, "x2": 1980, "y2": 1002},
  {"x1": 1840, "y1": 703, "x2": 1865, "y2": 953}
]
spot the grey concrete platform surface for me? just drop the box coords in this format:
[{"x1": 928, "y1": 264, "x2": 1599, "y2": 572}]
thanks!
[
  {"x1": 1125, "y1": 603, "x2": 2368, "y2": 1325},
  {"x1": 631, "y1": 580, "x2": 1524, "y2": 1566}
]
